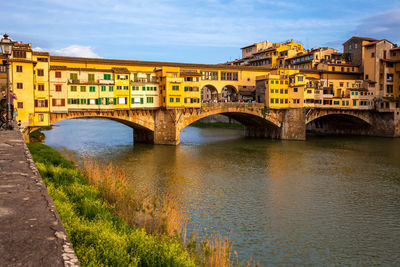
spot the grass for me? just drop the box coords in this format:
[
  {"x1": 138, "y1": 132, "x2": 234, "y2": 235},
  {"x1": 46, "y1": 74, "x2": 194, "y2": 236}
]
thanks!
[
  {"x1": 27, "y1": 143, "x2": 195, "y2": 266},
  {"x1": 190, "y1": 122, "x2": 244, "y2": 129}
]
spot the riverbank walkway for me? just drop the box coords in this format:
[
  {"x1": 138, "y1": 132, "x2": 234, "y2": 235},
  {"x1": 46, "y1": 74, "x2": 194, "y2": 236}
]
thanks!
[{"x1": 0, "y1": 126, "x2": 79, "y2": 266}]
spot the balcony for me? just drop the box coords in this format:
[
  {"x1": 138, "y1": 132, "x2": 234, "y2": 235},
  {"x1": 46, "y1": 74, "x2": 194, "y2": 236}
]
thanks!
[
  {"x1": 167, "y1": 77, "x2": 183, "y2": 83},
  {"x1": 132, "y1": 77, "x2": 158, "y2": 83},
  {"x1": 99, "y1": 79, "x2": 115, "y2": 85},
  {"x1": 68, "y1": 79, "x2": 115, "y2": 85}
]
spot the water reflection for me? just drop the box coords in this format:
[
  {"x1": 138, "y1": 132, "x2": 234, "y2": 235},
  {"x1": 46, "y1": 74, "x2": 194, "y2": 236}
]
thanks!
[{"x1": 44, "y1": 119, "x2": 400, "y2": 266}]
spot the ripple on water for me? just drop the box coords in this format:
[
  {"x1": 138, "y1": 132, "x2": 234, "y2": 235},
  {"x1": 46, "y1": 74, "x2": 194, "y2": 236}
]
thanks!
[{"x1": 44, "y1": 120, "x2": 400, "y2": 266}]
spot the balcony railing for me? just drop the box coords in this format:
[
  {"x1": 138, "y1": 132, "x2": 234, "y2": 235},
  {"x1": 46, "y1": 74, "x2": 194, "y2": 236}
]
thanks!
[
  {"x1": 132, "y1": 77, "x2": 158, "y2": 83},
  {"x1": 68, "y1": 79, "x2": 115, "y2": 85}
]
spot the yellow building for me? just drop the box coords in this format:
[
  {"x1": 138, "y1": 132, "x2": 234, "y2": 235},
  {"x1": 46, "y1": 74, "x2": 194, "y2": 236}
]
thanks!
[
  {"x1": 130, "y1": 71, "x2": 159, "y2": 108},
  {"x1": 248, "y1": 40, "x2": 304, "y2": 67},
  {"x1": 9, "y1": 42, "x2": 35, "y2": 127},
  {"x1": 113, "y1": 68, "x2": 130, "y2": 109}
]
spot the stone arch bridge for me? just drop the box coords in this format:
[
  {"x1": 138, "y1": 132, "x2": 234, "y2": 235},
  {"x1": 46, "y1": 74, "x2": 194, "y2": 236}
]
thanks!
[{"x1": 42, "y1": 103, "x2": 399, "y2": 145}]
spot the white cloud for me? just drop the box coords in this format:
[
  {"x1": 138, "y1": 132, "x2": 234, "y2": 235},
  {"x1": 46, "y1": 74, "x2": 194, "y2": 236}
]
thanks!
[{"x1": 33, "y1": 45, "x2": 101, "y2": 58}]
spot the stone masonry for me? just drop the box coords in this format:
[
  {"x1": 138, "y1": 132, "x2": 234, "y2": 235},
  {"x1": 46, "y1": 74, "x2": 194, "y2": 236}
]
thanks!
[{"x1": 0, "y1": 126, "x2": 79, "y2": 266}]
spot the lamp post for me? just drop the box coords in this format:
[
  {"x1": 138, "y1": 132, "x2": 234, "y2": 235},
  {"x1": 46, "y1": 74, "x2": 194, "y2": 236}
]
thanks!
[{"x1": 1, "y1": 34, "x2": 13, "y2": 126}]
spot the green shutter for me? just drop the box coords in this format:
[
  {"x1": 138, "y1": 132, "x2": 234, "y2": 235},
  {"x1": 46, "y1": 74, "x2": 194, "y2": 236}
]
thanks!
[
  {"x1": 106, "y1": 98, "x2": 109, "y2": 105},
  {"x1": 114, "y1": 98, "x2": 117, "y2": 104},
  {"x1": 140, "y1": 98, "x2": 143, "y2": 104},
  {"x1": 67, "y1": 99, "x2": 71, "y2": 104}
]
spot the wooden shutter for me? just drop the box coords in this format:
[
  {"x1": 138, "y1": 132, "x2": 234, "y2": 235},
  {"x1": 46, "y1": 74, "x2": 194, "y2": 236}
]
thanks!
[
  {"x1": 34, "y1": 100, "x2": 38, "y2": 107},
  {"x1": 52, "y1": 99, "x2": 56, "y2": 106},
  {"x1": 45, "y1": 100, "x2": 48, "y2": 107},
  {"x1": 61, "y1": 99, "x2": 65, "y2": 106}
]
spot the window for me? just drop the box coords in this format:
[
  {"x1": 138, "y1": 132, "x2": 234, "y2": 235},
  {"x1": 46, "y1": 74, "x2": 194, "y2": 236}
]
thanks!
[
  {"x1": 55, "y1": 71, "x2": 61, "y2": 78},
  {"x1": 170, "y1": 97, "x2": 174, "y2": 103},
  {"x1": 365, "y1": 74, "x2": 369, "y2": 80},
  {"x1": 17, "y1": 83, "x2": 23, "y2": 89},
  {"x1": 147, "y1": 97, "x2": 154, "y2": 103},
  {"x1": 371, "y1": 52, "x2": 375, "y2": 58},
  {"x1": 387, "y1": 85, "x2": 393, "y2": 93},
  {"x1": 221, "y1": 71, "x2": 238, "y2": 81},
  {"x1": 89, "y1": 86, "x2": 95, "y2": 92},
  {"x1": 55, "y1": 85, "x2": 62, "y2": 92},
  {"x1": 172, "y1": 85, "x2": 179, "y2": 91},
  {"x1": 176, "y1": 98, "x2": 180, "y2": 103},
  {"x1": 88, "y1": 74, "x2": 95, "y2": 82},
  {"x1": 70, "y1": 86, "x2": 77, "y2": 92},
  {"x1": 355, "y1": 43, "x2": 358, "y2": 49},
  {"x1": 293, "y1": 88, "x2": 298, "y2": 92},
  {"x1": 387, "y1": 74, "x2": 394, "y2": 82},
  {"x1": 17, "y1": 102, "x2": 23, "y2": 109},
  {"x1": 80, "y1": 86, "x2": 86, "y2": 92},
  {"x1": 34, "y1": 99, "x2": 48, "y2": 107},
  {"x1": 38, "y1": 84, "x2": 45, "y2": 91},
  {"x1": 117, "y1": 75, "x2": 128, "y2": 80},
  {"x1": 37, "y1": 57, "x2": 48, "y2": 62},
  {"x1": 101, "y1": 86, "x2": 106, "y2": 92},
  {"x1": 123, "y1": 86, "x2": 129, "y2": 90},
  {"x1": 80, "y1": 99, "x2": 86, "y2": 104},
  {"x1": 271, "y1": 99, "x2": 274, "y2": 104},
  {"x1": 13, "y1": 50, "x2": 26, "y2": 58},
  {"x1": 297, "y1": 76, "x2": 303, "y2": 82},
  {"x1": 132, "y1": 97, "x2": 142, "y2": 104},
  {"x1": 37, "y1": 69, "x2": 44, "y2": 76},
  {"x1": 52, "y1": 99, "x2": 65, "y2": 107},
  {"x1": 16, "y1": 65, "x2": 23, "y2": 72},
  {"x1": 117, "y1": 86, "x2": 122, "y2": 90},
  {"x1": 348, "y1": 44, "x2": 351, "y2": 50},
  {"x1": 104, "y1": 74, "x2": 111, "y2": 80},
  {"x1": 70, "y1": 73, "x2": 78, "y2": 80},
  {"x1": 109, "y1": 86, "x2": 113, "y2": 92},
  {"x1": 118, "y1": 97, "x2": 127, "y2": 104},
  {"x1": 332, "y1": 67, "x2": 335, "y2": 71},
  {"x1": 201, "y1": 71, "x2": 218, "y2": 80},
  {"x1": 38, "y1": 114, "x2": 44, "y2": 122},
  {"x1": 353, "y1": 100, "x2": 357, "y2": 106}
]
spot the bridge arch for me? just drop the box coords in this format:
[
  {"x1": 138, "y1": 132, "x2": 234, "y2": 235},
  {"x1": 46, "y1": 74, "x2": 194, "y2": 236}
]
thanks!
[
  {"x1": 306, "y1": 110, "x2": 373, "y2": 136},
  {"x1": 49, "y1": 110, "x2": 155, "y2": 143},
  {"x1": 178, "y1": 103, "x2": 282, "y2": 137},
  {"x1": 221, "y1": 85, "x2": 238, "y2": 102},
  {"x1": 201, "y1": 85, "x2": 218, "y2": 102}
]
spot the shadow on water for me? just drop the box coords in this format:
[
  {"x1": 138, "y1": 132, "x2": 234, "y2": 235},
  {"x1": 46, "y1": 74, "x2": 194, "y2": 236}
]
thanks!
[{"x1": 44, "y1": 119, "x2": 400, "y2": 266}]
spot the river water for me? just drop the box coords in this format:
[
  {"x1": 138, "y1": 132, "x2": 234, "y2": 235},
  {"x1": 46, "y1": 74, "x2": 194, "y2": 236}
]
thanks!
[{"x1": 44, "y1": 119, "x2": 400, "y2": 266}]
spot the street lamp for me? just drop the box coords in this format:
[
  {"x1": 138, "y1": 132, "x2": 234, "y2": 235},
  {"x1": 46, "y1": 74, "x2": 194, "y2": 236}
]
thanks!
[{"x1": 1, "y1": 34, "x2": 13, "y2": 126}]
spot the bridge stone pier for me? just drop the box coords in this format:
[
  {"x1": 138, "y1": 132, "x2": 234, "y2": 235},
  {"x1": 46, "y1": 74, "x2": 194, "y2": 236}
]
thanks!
[{"x1": 45, "y1": 103, "x2": 400, "y2": 145}]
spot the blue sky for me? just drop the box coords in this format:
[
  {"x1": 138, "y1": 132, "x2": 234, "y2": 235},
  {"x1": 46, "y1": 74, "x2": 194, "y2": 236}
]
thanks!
[{"x1": 1, "y1": 0, "x2": 400, "y2": 63}]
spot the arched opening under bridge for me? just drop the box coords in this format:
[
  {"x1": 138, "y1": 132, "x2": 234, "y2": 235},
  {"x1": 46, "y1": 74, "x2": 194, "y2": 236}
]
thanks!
[
  {"x1": 306, "y1": 113, "x2": 373, "y2": 136},
  {"x1": 48, "y1": 113, "x2": 155, "y2": 144}
]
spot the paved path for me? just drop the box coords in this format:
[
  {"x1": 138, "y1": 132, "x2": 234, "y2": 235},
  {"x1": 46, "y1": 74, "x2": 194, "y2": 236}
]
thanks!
[{"x1": 0, "y1": 126, "x2": 79, "y2": 266}]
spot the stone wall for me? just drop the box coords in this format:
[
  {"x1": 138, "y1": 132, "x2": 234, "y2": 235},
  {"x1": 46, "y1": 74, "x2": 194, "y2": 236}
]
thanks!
[{"x1": 281, "y1": 108, "x2": 306, "y2": 140}]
